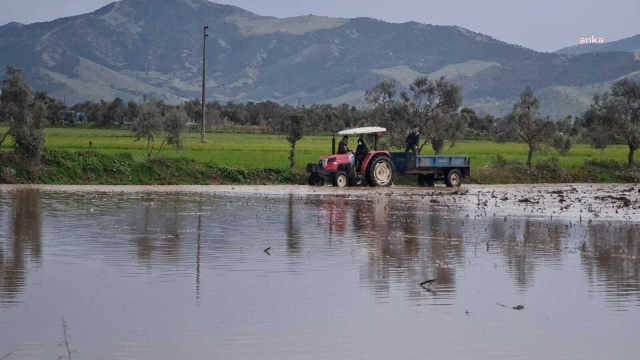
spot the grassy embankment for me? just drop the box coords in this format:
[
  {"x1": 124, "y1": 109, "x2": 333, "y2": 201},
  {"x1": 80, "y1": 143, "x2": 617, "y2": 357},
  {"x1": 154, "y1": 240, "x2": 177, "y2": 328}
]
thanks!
[{"x1": 0, "y1": 127, "x2": 637, "y2": 185}]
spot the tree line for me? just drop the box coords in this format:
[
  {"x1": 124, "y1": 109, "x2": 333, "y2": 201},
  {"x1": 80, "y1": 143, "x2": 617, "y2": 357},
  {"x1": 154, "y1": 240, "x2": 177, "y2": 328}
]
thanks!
[{"x1": 1, "y1": 65, "x2": 639, "y2": 168}]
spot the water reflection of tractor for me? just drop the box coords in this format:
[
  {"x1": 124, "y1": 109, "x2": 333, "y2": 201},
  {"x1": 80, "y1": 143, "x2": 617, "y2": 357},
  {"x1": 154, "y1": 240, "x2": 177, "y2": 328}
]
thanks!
[{"x1": 306, "y1": 127, "x2": 471, "y2": 188}]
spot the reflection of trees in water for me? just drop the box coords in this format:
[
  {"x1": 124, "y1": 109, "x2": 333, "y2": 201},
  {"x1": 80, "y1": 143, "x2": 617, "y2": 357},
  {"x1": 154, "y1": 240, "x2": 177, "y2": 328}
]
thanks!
[
  {"x1": 582, "y1": 223, "x2": 640, "y2": 305},
  {"x1": 488, "y1": 216, "x2": 640, "y2": 304},
  {"x1": 349, "y1": 198, "x2": 463, "y2": 298},
  {"x1": 126, "y1": 194, "x2": 188, "y2": 265},
  {"x1": 0, "y1": 189, "x2": 42, "y2": 304},
  {"x1": 489, "y1": 218, "x2": 567, "y2": 290},
  {"x1": 422, "y1": 210, "x2": 465, "y2": 290}
]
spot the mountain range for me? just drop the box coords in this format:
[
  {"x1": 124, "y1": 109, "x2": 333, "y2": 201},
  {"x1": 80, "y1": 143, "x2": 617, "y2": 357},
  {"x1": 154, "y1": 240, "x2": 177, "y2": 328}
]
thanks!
[{"x1": 1, "y1": 0, "x2": 639, "y2": 118}]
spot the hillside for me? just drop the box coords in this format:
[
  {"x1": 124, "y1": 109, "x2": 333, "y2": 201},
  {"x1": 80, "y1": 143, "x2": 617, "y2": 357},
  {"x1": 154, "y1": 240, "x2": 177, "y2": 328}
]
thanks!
[
  {"x1": 555, "y1": 34, "x2": 640, "y2": 55},
  {"x1": 1, "y1": 0, "x2": 639, "y2": 117}
]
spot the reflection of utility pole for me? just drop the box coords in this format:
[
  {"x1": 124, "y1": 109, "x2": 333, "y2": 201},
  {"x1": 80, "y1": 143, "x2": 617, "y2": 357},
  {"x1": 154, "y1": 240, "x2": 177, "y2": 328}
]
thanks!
[
  {"x1": 196, "y1": 200, "x2": 202, "y2": 301},
  {"x1": 287, "y1": 194, "x2": 301, "y2": 254},
  {"x1": 201, "y1": 25, "x2": 209, "y2": 143}
]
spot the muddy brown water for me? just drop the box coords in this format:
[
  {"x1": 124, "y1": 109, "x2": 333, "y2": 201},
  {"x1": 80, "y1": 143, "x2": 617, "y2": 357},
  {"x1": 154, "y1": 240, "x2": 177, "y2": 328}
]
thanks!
[{"x1": 1, "y1": 184, "x2": 639, "y2": 359}]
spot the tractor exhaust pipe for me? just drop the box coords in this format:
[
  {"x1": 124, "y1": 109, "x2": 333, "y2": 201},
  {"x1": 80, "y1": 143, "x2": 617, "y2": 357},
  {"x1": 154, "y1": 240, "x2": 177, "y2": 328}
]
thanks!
[{"x1": 332, "y1": 130, "x2": 336, "y2": 154}]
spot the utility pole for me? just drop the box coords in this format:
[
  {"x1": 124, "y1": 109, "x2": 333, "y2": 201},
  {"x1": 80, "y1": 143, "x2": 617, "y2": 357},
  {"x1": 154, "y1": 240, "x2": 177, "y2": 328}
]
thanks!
[{"x1": 201, "y1": 25, "x2": 209, "y2": 143}]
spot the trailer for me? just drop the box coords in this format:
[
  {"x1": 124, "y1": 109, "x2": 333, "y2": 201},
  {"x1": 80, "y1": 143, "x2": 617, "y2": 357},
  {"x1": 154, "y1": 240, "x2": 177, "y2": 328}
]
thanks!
[
  {"x1": 306, "y1": 126, "x2": 471, "y2": 188},
  {"x1": 390, "y1": 153, "x2": 470, "y2": 187}
]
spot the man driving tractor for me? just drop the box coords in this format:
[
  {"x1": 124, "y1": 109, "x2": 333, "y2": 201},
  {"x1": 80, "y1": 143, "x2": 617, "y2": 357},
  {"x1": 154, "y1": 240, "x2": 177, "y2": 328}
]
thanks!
[{"x1": 337, "y1": 135, "x2": 350, "y2": 154}]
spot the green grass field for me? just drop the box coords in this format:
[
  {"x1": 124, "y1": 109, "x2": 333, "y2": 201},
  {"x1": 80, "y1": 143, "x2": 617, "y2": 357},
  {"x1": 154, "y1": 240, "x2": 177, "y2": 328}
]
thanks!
[{"x1": 0, "y1": 126, "x2": 632, "y2": 169}]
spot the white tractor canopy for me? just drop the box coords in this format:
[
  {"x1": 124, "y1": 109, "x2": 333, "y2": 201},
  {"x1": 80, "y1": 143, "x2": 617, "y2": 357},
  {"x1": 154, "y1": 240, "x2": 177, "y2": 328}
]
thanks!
[{"x1": 338, "y1": 127, "x2": 386, "y2": 135}]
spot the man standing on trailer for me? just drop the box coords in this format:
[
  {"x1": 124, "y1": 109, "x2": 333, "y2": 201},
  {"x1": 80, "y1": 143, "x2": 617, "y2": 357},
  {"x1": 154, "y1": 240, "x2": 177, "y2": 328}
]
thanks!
[{"x1": 405, "y1": 125, "x2": 420, "y2": 155}]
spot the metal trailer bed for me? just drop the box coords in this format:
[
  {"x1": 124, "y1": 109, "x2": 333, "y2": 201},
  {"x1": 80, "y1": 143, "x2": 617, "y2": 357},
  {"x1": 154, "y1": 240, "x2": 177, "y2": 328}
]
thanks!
[{"x1": 390, "y1": 153, "x2": 471, "y2": 187}]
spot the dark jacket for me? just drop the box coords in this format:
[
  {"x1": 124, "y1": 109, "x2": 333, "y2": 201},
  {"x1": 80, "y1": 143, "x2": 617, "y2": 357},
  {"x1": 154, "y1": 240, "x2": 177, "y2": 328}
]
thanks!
[
  {"x1": 356, "y1": 139, "x2": 368, "y2": 155},
  {"x1": 405, "y1": 131, "x2": 419, "y2": 152},
  {"x1": 337, "y1": 140, "x2": 350, "y2": 154}
]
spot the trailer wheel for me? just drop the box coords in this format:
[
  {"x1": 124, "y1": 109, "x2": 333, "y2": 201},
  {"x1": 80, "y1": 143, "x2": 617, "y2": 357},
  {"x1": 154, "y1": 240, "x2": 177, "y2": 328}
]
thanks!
[
  {"x1": 366, "y1": 156, "x2": 394, "y2": 187},
  {"x1": 418, "y1": 174, "x2": 435, "y2": 187},
  {"x1": 445, "y1": 169, "x2": 462, "y2": 188},
  {"x1": 332, "y1": 171, "x2": 348, "y2": 188},
  {"x1": 308, "y1": 174, "x2": 324, "y2": 186}
]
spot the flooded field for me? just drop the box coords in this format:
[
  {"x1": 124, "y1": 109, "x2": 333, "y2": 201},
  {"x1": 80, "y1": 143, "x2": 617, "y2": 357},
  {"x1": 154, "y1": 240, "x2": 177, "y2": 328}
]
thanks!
[{"x1": 1, "y1": 184, "x2": 639, "y2": 360}]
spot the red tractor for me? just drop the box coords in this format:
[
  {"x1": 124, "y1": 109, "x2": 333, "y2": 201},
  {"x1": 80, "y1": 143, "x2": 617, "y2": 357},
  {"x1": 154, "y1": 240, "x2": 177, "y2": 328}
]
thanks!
[{"x1": 306, "y1": 127, "x2": 394, "y2": 187}]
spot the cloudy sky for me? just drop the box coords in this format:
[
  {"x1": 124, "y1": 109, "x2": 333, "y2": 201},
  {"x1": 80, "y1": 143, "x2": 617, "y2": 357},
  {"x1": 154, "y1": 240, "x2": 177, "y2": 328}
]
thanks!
[{"x1": 0, "y1": 0, "x2": 638, "y2": 52}]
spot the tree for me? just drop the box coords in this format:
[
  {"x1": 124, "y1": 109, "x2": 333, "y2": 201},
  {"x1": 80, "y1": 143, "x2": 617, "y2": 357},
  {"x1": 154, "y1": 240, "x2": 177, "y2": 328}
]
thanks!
[
  {"x1": 89, "y1": 100, "x2": 107, "y2": 127},
  {"x1": 584, "y1": 79, "x2": 640, "y2": 167},
  {"x1": 0, "y1": 66, "x2": 46, "y2": 159},
  {"x1": 463, "y1": 107, "x2": 495, "y2": 136},
  {"x1": 132, "y1": 103, "x2": 188, "y2": 161},
  {"x1": 35, "y1": 91, "x2": 71, "y2": 125},
  {"x1": 132, "y1": 102, "x2": 163, "y2": 161},
  {"x1": 285, "y1": 113, "x2": 306, "y2": 169},
  {"x1": 504, "y1": 87, "x2": 556, "y2": 167},
  {"x1": 551, "y1": 116, "x2": 575, "y2": 156},
  {"x1": 366, "y1": 79, "x2": 411, "y2": 148},
  {"x1": 183, "y1": 98, "x2": 201, "y2": 124},
  {"x1": 407, "y1": 76, "x2": 465, "y2": 154},
  {"x1": 158, "y1": 107, "x2": 187, "y2": 158},
  {"x1": 366, "y1": 79, "x2": 398, "y2": 123},
  {"x1": 105, "y1": 98, "x2": 126, "y2": 126},
  {"x1": 126, "y1": 101, "x2": 140, "y2": 124}
]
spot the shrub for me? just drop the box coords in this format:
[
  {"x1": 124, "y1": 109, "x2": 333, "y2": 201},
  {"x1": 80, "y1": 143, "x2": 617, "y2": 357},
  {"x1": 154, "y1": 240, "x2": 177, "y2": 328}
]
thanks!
[
  {"x1": 0, "y1": 166, "x2": 19, "y2": 183},
  {"x1": 583, "y1": 159, "x2": 622, "y2": 170},
  {"x1": 616, "y1": 167, "x2": 640, "y2": 182},
  {"x1": 532, "y1": 157, "x2": 570, "y2": 182}
]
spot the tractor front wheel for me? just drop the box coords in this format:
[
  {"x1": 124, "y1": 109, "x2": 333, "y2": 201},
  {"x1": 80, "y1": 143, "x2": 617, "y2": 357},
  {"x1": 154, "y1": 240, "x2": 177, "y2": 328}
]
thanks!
[
  {"x1": 308, "y1": 174, "x2": 324, "y2": 186},
  {"x1": 366, "y1": 156, "x2": 394, "y2": 187},
  {"x1": 332, "y1": 171, "x2": 348, "y2": 188}
]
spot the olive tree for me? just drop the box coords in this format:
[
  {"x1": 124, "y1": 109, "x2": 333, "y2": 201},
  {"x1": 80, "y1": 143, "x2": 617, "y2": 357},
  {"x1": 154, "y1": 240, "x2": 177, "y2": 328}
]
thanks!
[
  {"x1": 503, "y1": 87, "x2": 556, "y2": 167},
  {"x1": 0, "y1": 66, "x2": 46, "y2": 159},
  {"x1": 584, "y1": 79, "x2": 640, "y2": 167},
  {"x1": 407, "y1": 76, "x2": 466, "y2": 154},
  {"x1": 132, "y1": 102, "x2": 187, "y2": 161},
  {"x1": 155, "y1": 107, "x2": 187, "y2": 159},
  {"x1": 365, "y1": 79, "x2": 411, "y2": 149},
  {"x1": 285, "y1": 113, "x2": 306, "y2": 169}
]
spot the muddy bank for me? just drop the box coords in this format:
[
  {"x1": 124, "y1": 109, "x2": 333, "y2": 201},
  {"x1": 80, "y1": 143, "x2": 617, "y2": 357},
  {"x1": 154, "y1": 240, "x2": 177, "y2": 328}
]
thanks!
[{"x1": 2, "y1": 183, "x2": 638, "y2": 222}]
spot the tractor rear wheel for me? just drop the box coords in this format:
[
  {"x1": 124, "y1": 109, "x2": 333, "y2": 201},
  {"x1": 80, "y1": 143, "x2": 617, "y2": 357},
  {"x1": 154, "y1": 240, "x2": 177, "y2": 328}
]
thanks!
[
  {"x1": 418, "y1": 174, "x2": 435, "y2": 187},
  {"x1": 366, "y1": 156, "x2": 394, "y2": 187},
  {"x1": 332, "y1": 171, "x2": 348, "y2": 188},
  {"x1": 445, "y1": 169, "x2": 462, "y2": 188}
]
